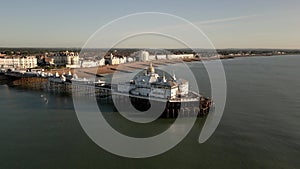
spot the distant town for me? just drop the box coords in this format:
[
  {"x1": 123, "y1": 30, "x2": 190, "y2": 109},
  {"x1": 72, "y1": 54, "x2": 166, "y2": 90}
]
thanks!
[{"x1": 0, "y1": 48, "x2": 299, "y2": 72}]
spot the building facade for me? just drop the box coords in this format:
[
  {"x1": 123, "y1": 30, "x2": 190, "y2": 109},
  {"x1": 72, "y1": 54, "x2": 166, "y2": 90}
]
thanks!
[
  {"x1": 50, "y1": 51, "x2": 80, "y2": 67},
  {"x1": 0, "y1": 56, "x2": 38, "y2": 69},
  {"x1": 117, "y1": 63, "x2": 189, "y2": 99}
]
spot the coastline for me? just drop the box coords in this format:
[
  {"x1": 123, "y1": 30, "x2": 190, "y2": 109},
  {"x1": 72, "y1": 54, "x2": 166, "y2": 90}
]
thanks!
[
  {"x1": 72, "y1": 54, "x2": 295, "y2": 77},
  {"x1": 2, "y1": 53, "x2": 297, "y2": 79}
]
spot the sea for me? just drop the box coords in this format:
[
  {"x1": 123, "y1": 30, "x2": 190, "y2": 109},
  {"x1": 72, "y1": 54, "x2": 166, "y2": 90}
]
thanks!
[{"x1": 0, "y1": 55, "x2": 299, "y2": 169}]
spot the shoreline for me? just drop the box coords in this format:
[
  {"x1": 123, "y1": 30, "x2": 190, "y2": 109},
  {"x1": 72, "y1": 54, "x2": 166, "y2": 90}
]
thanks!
[
  {"x1": 2, "y1": 54, "x2": 297, "y2": 79},
  {"x1": 72, "y1": 54, "x2": 295, "y2": 77}
]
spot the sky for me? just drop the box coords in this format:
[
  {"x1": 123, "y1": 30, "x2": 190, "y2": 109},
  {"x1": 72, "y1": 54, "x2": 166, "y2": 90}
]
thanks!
[{"x1": 0, "y1": 0, "x2": 299, "y2": 49}]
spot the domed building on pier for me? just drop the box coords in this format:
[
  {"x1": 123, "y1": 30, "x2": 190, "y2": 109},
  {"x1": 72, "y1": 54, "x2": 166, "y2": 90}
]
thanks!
[{"x1": 117, "y1": 63, "x2": 189, "y2": 99}]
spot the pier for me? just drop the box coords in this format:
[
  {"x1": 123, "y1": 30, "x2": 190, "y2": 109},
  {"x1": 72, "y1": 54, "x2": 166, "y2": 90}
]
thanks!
[{"x1": 2, "y1": 72, "x2": 213, "y2": 118}]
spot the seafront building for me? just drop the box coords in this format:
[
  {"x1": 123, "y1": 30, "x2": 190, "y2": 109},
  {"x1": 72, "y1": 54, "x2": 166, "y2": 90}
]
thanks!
[
  {"x1": 80, "y1": 50, "x2": 195, "y2": 68},
  {"x1": 0, "y1": 56, "x2": 37, "y2": 69},
  {"x1": 49, "y1": 51, "x2": 80, "y2": 68},
  {"x1": 131, "y1": 50, "x2": 195, "y2": 62},
  {"x1": 80, "y1": 54, "x2": 127, "y2": 68},
  {"x1": 0, "y1": 50, "x2": 196, "y2": 70}
]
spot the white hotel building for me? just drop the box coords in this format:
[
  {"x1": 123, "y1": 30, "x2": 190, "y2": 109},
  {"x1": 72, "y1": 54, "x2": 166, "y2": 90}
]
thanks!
[
  {"x1": 0, "y1": 56, "x2": 38, "y2": 69},
  {"x1": 50, "y1": 51, "x2": 80, "y2": 68}
]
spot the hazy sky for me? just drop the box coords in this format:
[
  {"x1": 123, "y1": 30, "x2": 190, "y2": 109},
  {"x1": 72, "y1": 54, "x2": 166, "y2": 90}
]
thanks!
[{"x1": 0, "y1": 0, "x2": 299, "y2": 49}]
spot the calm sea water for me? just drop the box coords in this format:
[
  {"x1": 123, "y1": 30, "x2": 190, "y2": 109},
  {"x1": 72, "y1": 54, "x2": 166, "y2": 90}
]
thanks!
[{"x1": 0, "y1": 55, "x2": 299, "y2": 169}]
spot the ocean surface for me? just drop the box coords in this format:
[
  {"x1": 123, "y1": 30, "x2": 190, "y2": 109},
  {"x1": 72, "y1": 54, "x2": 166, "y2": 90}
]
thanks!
[{"x1": 0, "y1": 55, "x2": 299, "y2": 169}]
